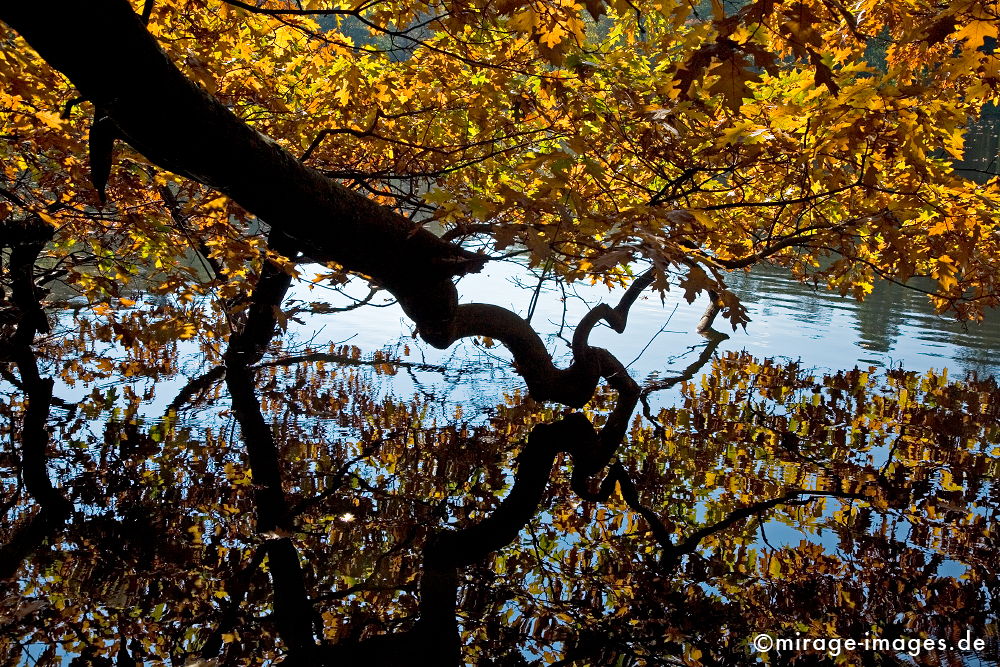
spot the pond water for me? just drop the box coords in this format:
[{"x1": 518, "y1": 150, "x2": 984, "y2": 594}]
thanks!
[
  {"x1": 3, "y1": 118, "x2": 1000, "y2": 667},
  {"x1": 284, "y1": 257, "x2": 1000, "y2": 409}
]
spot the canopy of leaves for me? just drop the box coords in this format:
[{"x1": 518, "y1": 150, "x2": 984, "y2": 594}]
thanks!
[
  {"x1": 2, "y1": 0, "x2": 1000, "y2": 665},
  {"x1": 1, "y1": 0, "x2": 999, "y2": 323}
]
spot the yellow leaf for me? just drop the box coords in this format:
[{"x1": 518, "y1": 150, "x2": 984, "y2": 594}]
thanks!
[
  {"x1": 204, "y1": 196, "x2": 228, "y2": 210},
  {"x1": 928, "y1": 219, "x2": 950, "y2": 235},
  {"x1": 37, "y1": 211, "x2": 58, "y2": 226},
  {"x1": 35, "y1": 110, "x2": 65, "y2": 129},
  {"x1": 954, "y1": 14, "x2": 999, "y2": 48},
  {"x1": 509, "y1": 8, "x2": 538, "y2": 33},
  {"x1": 335, "y1": 84, "x2": 351, "y2": 106},
  {"x1": 540, "y1": 24, "x2": 566, "y2": 48}
]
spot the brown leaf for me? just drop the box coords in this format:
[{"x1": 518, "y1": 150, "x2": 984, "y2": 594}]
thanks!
[
  {"x1": 707, "y1": 54, "x2": 762, "y2": 113},
  {"x1": 922, "y1": 15, "x2": 957, "y2": 45},
  {"x1": 679, "y1": 264, "x2": 714, "y2": 303},
  {"x1": 808, "y1": 48, "x2": 839, "y2": 95}
]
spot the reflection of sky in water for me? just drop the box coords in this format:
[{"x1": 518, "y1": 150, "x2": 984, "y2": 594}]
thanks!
[
  {"x1": 280, "y1": 259, "x2": 1000, "y2": 417},
  {"x1": 4, "y1": 117, "x2": 998, "y2": 667},
  {"x1": 8, "y1": 256, "x2": 997, "y2": 664},
  {"x1": 297, "y1": 261, "x2": 999, "y2": 666}
]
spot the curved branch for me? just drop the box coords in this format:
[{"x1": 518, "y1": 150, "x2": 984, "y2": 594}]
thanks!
[
  {"x1": 658, "y1": 489, "x2": 869, "y2": 570},
  {"x1": 320, "y1": 271, "x2": 658, "y2": 661},
  {"x1": 0, "y1": 219, "x2": 70, "y2": 581},
  {"x1": 428, "y1": 270, "x2": 656, "y2": 407}
]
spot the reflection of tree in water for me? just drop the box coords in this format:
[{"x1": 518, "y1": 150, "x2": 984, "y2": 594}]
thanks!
[
  {"x1": 723, "y1": 259, "x2": 1000, "y2": 378},
  {"x1": 725, "y1": 262, "x2": 909, "y2": 354},
  {"x1": 955, "y1": 107, "x2": 1000, "y2": 184},
  {"x1": 2, "y1": 224, "x2": 1000, "y2": 665},
  {"x1": 851, "y1": 279, "x2": 911, "y2": 354}
]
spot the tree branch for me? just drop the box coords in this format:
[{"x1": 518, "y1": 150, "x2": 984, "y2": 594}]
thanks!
[{"x1": 0, "y1": 0, "x2": 485, "y2": 337}]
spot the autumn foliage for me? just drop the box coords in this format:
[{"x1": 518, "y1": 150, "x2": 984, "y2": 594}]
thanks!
[
  {"x1": 1, "y1": 0, "x2": 1000, "y2": 664},
  {"x1": 1, "y1": 0, "x2": 999, "y2": 322}
]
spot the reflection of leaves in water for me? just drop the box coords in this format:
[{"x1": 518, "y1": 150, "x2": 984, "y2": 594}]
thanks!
[
  {"x1": 603, "y1": 353, "x2": 1000, "y2": 663},
  {"x1": 2, "y1": 346, "x2": 999, "y2": 665}
]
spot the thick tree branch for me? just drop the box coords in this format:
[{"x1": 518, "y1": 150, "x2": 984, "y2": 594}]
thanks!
[
  {"x1": 0, "y1": 219, "x2": 70, "y2": 581},
  {"x1": 0, "y1": 1, "x2": 669, "y2": 413},
  {"x1": 0, "y1": 0, "x2": 485, "y2": 336},
  {"x1": 431, "y1": 270, "x2": 656, "y2": 407},
  {"x1": 223, "y1": 233, "x2": 318, "y2": 659}
]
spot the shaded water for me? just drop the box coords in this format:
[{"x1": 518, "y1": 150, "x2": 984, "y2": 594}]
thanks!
[{"x1": 955, "y1": 109, "x2": 1000, "y2": 183}]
